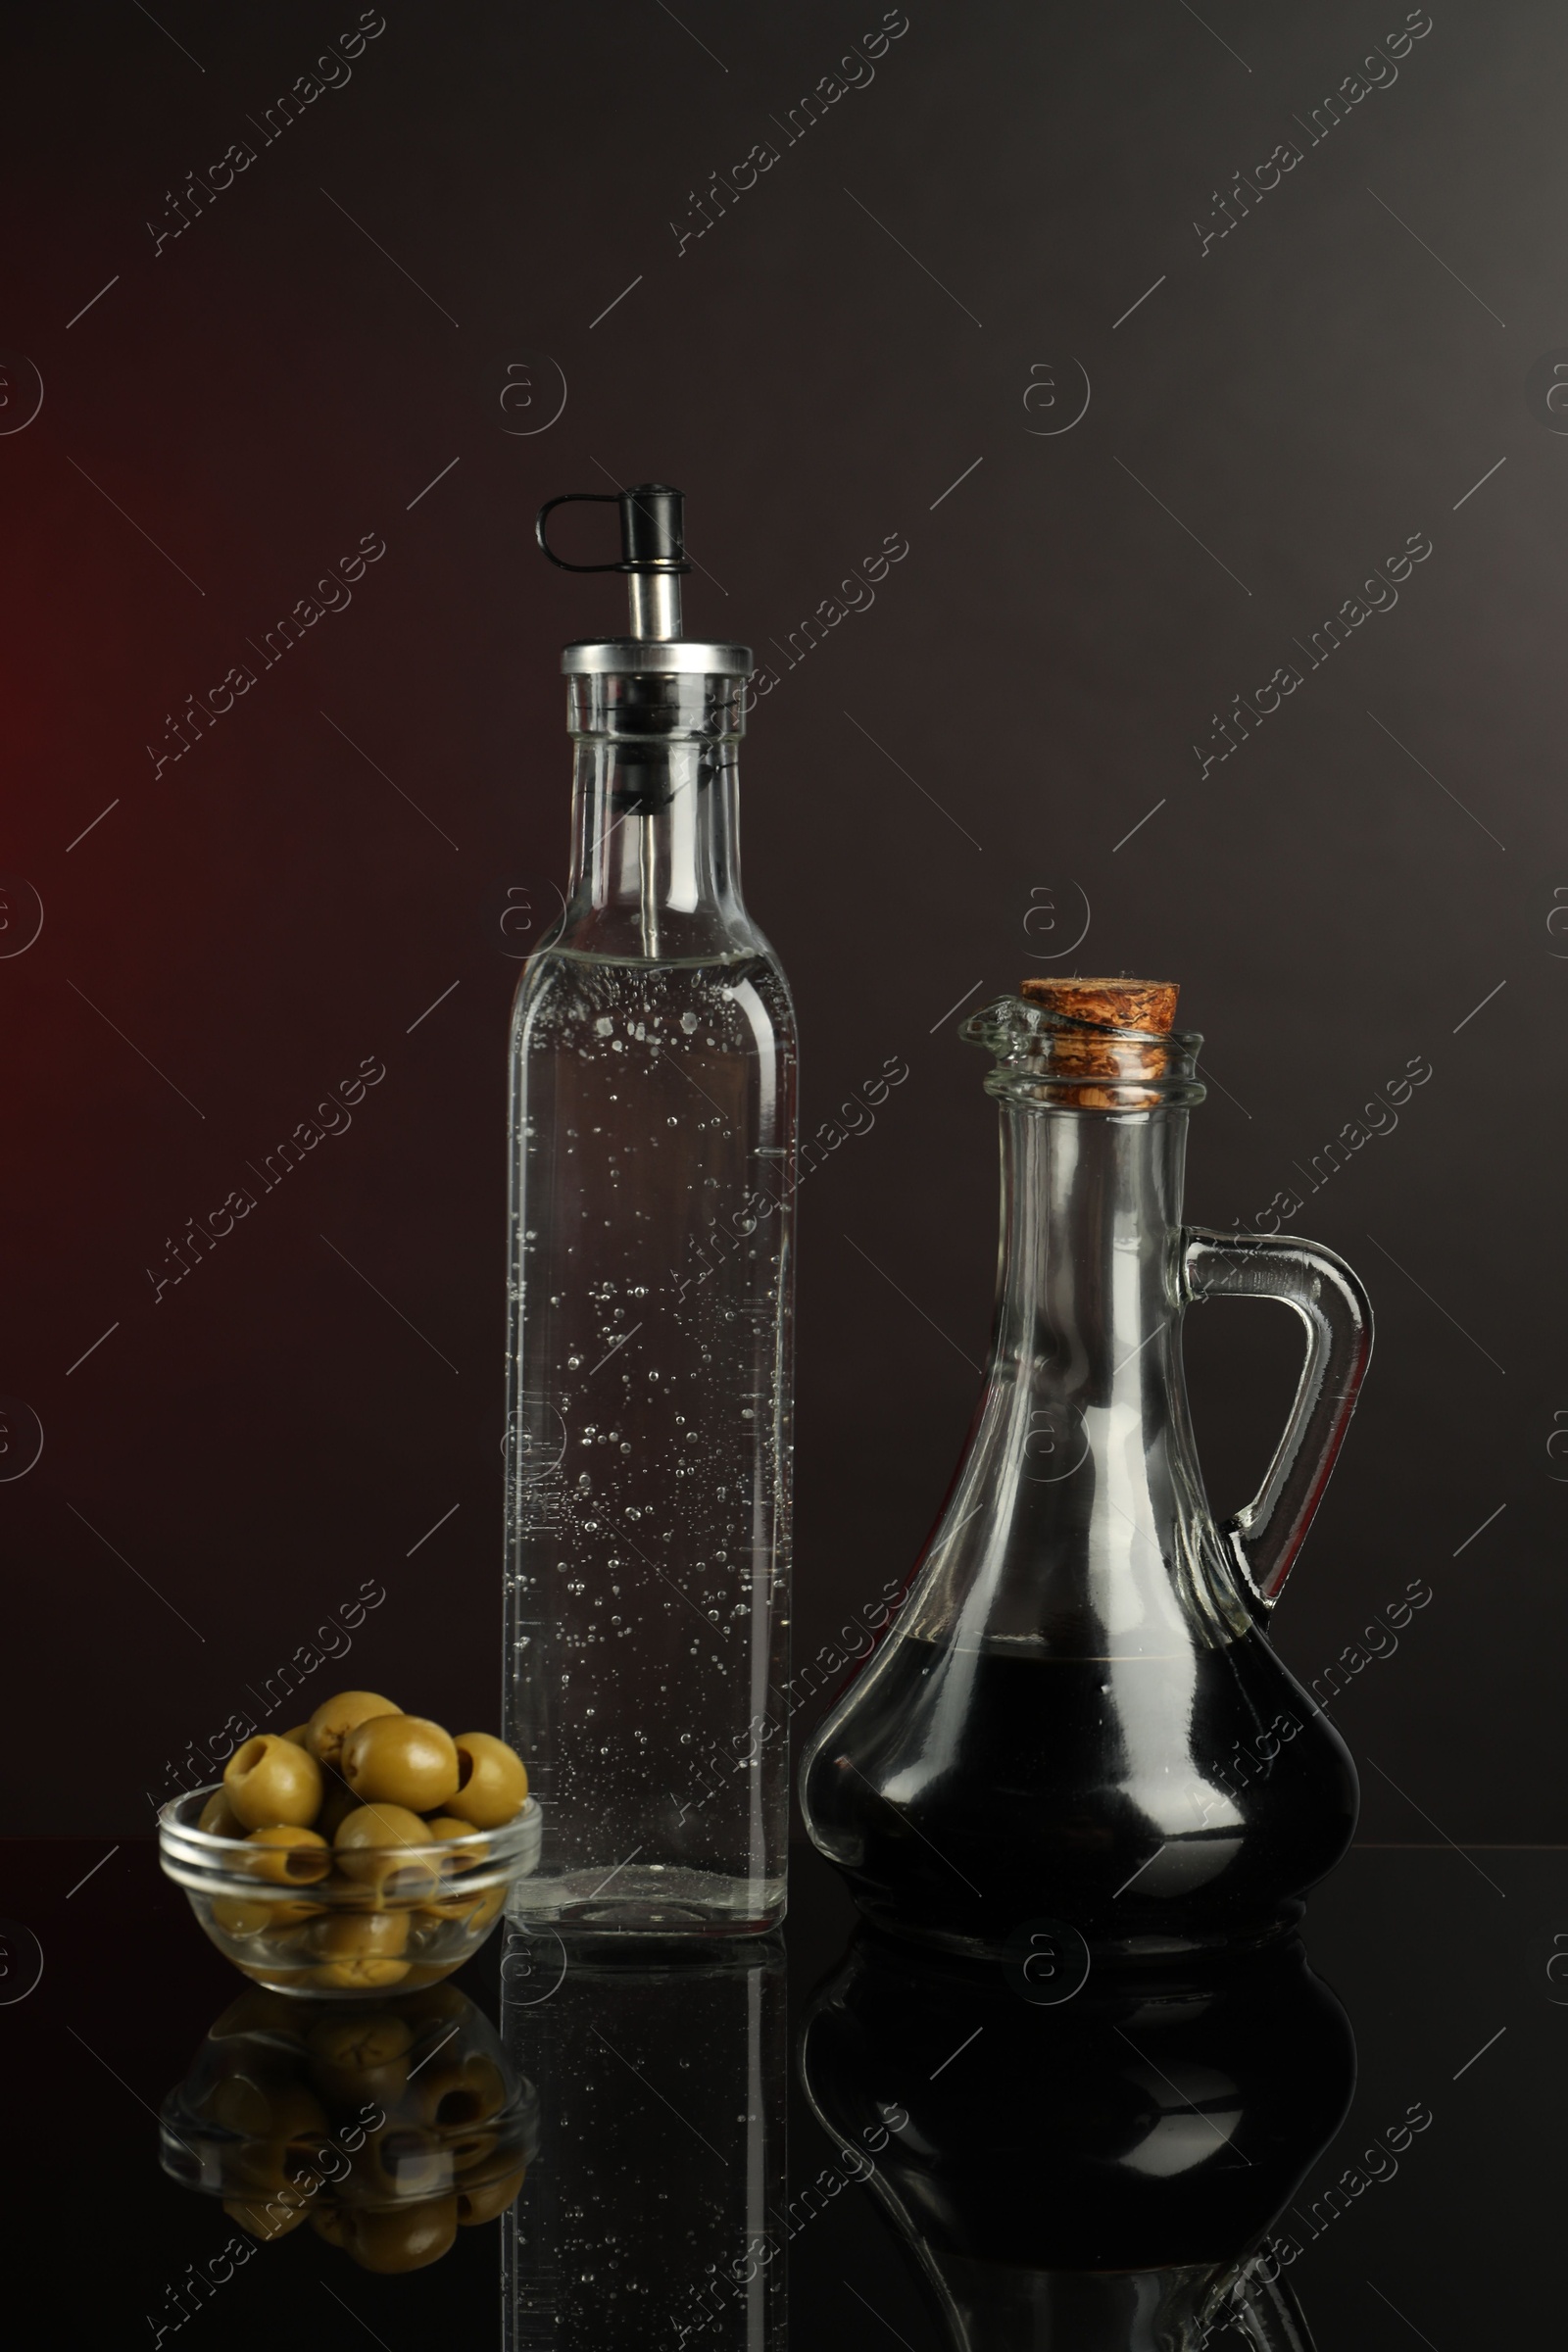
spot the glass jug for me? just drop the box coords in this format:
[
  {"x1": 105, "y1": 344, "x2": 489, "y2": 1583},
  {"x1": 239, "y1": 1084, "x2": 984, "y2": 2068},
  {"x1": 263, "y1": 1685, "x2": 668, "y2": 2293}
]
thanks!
[{"x1": 801, "y1": 978, "x2": 1372, "y2": 1958}]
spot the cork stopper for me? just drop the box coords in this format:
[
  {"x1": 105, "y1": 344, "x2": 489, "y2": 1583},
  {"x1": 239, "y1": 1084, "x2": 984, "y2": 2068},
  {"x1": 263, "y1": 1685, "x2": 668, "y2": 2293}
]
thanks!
[
  {"x1": 1014, "y1": 977, "x2": 1181, "y2": 1107},
  {"x1": 1018, "y1": 977, "x2": 1178, "y2": 1033}
]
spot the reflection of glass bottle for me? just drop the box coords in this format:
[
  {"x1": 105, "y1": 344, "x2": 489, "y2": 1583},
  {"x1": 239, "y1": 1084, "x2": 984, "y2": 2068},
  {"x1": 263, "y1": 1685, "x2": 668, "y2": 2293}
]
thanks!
[
  {"x1": 506, "y1": 487, "x2": 797, "y2": 1937},
  {"x1": 800, "y1": 1929, "x2": 1354, "y2": 2351},
  {"x1": 501, "y1": 1925, "x2": 787, "y2": 2347},
  {"x1": 803, "y1": 980, "x2": 1372, "y2": 1958}
]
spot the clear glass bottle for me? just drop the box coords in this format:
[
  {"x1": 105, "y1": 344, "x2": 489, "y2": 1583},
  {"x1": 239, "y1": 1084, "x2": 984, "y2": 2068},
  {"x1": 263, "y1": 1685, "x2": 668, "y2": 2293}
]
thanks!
[
  {"x1": 505, "y1": 486, "x2": 797, "y2": 1937},
  {"x1": 801, "y1": 978, "x2": 1372, "y2": 1959}
]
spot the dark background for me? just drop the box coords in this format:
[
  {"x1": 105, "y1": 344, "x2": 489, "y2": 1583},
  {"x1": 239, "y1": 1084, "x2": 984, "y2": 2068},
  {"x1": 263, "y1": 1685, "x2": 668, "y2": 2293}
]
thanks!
[{"x1": 0, "y1": 0, "x2": 1558, "y2": 1841}]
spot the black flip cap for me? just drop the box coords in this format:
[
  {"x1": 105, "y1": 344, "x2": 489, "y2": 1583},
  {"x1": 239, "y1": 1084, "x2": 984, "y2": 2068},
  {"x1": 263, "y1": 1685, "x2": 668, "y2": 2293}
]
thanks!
[{"x1": 536, "y1": 482, "x2": 691, "y2": 574}]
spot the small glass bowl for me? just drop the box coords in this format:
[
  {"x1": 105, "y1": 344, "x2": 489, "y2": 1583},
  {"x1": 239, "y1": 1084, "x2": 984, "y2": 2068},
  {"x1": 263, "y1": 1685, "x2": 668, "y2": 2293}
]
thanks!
[{"x1": 159, "y1": 1786, "x2": 542, "y2": 1996}]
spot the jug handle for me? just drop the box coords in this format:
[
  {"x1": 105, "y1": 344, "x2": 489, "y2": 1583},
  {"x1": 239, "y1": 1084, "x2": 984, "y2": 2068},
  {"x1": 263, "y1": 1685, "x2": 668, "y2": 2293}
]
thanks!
[{"x1": 1182, "y1": 1227, "x2": 1373, "y2": 1608}]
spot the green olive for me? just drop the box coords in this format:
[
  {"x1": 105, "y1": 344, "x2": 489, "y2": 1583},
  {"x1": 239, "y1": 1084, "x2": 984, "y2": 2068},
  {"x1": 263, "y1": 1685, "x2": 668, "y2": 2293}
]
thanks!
[
  {"x1": 418, "y1": 1888, "x2": 481, "y2": 1924},
  {"x1": 423, "y1": 1815, "x2": 491, "y2": 1861},
  {"x1": 244, "y1": 1826, "x2": 331, "y2": 1886},
  {"x1": 224, "y1": 2189, "x2": 311, "y2": 2241},
  {"x1": 282, "y1": 1722, "x2": 312, "y2": 1746},
  {"x1": 224, "y1": 1734, "x2": 322, "y2": 1830},
  {"x1": 457, "y1": 2167, "x2": 526, "y2": 2226},
  {"x1": 446, "y1": 1733, "x2": 528, "y2": 1829},
  {"x1": 309, "y1": 1909, "x2": 410, "y2": 1961},
  {"x1": 343, "y1": 1715, "x2": 460, "y2": 1812},
  {"x1": 306, "y1": 1690, "x2": 401, "y2": 1773},
  {"x1": 311, "y1": 2202, "x2": 347, "y2": 2247},
  {"x1": 346, "y1": 2125, "x2": 451, "y2": 2204},
  {"x1": 210, "y1": 1988, "x2": 309, "y2": 2043},
  {"x1": 306, "y1": 2012, "x2": 414, "y2": 2109},
  {"x1": 313, "y1": 1956, "x2": 410, "y2": 1990},
  {"x1": 396, "y1": 1982, "x2": 469, "y2": 2034},
  {"x1": 416, "y1": 1817, "x2": 488, "y2": 1915},
  {"x1": 333, "y1": 1802, "x2": 440, "y2": 1902},
  {"x1": 411, "y1": 2054, "x2": 507, "y2": 2131},
  {"x1": 208, "y1": 2071, "x2": 323, "y2": 2142},
  {"x1": 307, "y1": 1906, "x2": 411, "y2": 1988},
  {"x1": 199, "y1": 1788, "x2": 248, "y2": 1838},
  {"x1": 212, "y1": 1888, "x2": 322, "y2": 1940},
  {"x1": 307, "y1": 2009, "x2": 414, "y2": 2068},
  {"x1": 227, "y1": 2112, "x2": 327, "y2": 2186},
  {"x1": 283, "y1": 2143, "x2": 341, "y2": 2203},
  {"x1": 342, "y1": 2195, "x2": 458, "y2": 2273},
  {"x1": 449, "y1": 2126, "x2": 501, "y2": 2176},
  {"x1": 210, "y1": 1895, "x2": 275, "y2": 1940},
  {"x1": 419, "y1": 1880, "x2": 506, "y2": 1928}
]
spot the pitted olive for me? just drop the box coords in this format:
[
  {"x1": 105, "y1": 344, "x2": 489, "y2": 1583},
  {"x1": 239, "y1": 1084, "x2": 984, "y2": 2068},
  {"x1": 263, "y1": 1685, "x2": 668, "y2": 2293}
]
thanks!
[
  {"x1": 224, "y1": 1734, "x2": 321, "y2": 1830},
  {"x1": 419, "y1": 1880, "x2": 505, "y2": 1927},
  {"x1": 210, "y1": 1896, "x2": 275, "y2": 1940},
  {"x1": 410, "y1": 2053, "x2": 507, "y2": 2131},
  {"x1": 223, "y1": 2189, "x2": 311, "y2": 2241},
  {"x1": 199, "y1": 1788, "x2": 247, "y2": 1838},
  {"x1": 341, "y1": 2195, "x2": 458, "y2": 2273},
  {"x1": 449, "y1": 2126, "x2": 501, "y2": 2176},
  {"x1": 399, "y1": 1984, "x2": 470, "y2": 2034},
  {"x1": 244, "y1": 1826, "x2": 330, "y2": 1886},
  {"x1": 342, "y1": 1714, "x2": 460, "y2": 1812},
  {"x1": 306, "y1": 2011, "x2": 414, "y2": 2109},
  {"x1": 308, "y1": 1908, "x2": 410, "y2": 1959},
  {"x1": 222, "y1": 2091, "x2": 330, "y2": 2196},
  {"x1": 422, "y1": 1815, "x2": 490, "y2": 1859},
  {"x1": 209, "y1": 1989, "x2": 311, "y2": 2043},
  {"x1": 305, "y1": 1690, "x2": 400, "y2": 1773},
  {"x1": 312, "y1": 1956, "x2": 410, "y2": 1991},
  {"x1": 416, "y1": 1817, "x2": 488, "y2": 1914},
  {"x1": 344, "y1": 2125, "x2": 452, "y2": 2205},
  {"x1": 333, "y1": 1803, "x2": 439, "y2": 1902},
  {"x1": 445, "y1": 1733, "x2": 528, "y2": 1829},
  {"x1": 208, "y1": 2071, "x2": 324, "y2": 2143},
  {"x1": 307, "y1": 1906, "x2": 410, "y2": 1989}
]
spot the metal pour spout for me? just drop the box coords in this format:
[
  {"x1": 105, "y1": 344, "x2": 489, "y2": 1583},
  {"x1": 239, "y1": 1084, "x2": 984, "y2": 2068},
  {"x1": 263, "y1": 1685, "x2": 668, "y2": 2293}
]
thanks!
[{"x1": 535, "y1": 481, "x2": 691, "y2": 641}]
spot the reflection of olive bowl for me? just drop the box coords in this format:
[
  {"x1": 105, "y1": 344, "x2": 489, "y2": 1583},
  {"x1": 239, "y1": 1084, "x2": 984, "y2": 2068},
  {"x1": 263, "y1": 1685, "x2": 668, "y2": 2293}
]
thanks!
[
  {"x1": 160, "y1": 1983, "x2": 540, "y2": 2271},
  {"x1": 160, "y1": 1785, "x2": 541, "y2": 1995}
]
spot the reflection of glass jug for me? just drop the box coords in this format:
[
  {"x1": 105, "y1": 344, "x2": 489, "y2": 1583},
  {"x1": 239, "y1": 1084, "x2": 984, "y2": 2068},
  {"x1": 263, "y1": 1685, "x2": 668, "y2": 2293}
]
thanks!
[
  {"x1": 803, "y1": 979, "x2": 1373, "y2": 1958},
  {"x1": 800, "y1": 1929, "x2": 1355, "y2": 2351}
]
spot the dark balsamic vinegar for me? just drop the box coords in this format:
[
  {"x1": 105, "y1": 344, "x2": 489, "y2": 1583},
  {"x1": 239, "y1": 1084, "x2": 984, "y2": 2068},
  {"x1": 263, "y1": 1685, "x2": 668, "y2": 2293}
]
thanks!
[{"x1": 804, "y1": 1633, "x2": 1356, "y2": 1956}]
